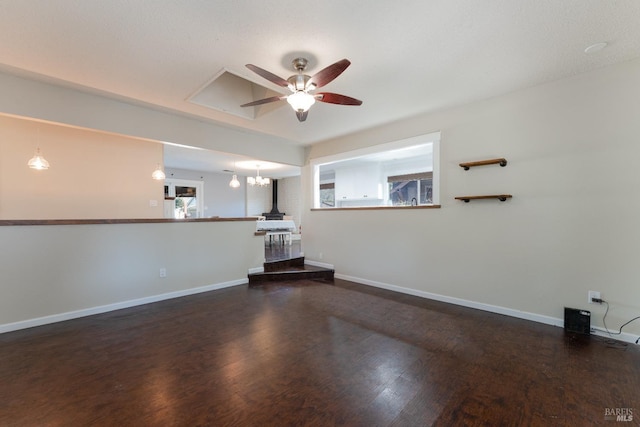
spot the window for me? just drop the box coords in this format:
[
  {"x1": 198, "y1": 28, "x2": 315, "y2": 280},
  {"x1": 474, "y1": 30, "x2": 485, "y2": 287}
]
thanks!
[
  {"x1": 311, "y1": 132, "x2": 440, "y2": 209},
  {"x1": 388, "y1": 172, "x2": 433, "y2": 206},
  {"x1": 319, "y1": 182, "x2": 335, "y2": 208}
]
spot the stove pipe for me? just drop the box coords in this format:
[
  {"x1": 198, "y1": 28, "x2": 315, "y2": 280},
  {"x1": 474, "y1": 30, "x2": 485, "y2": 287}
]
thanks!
[
  {"x1": 271, "y1": 179, "x2": 280, "y2": 214},
  {"x1": 263, "y1": 179, "x2": 284, "y2": 219}
]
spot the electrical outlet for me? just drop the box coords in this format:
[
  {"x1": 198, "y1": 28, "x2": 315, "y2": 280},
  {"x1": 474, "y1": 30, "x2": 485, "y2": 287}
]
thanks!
[
  {"x1": 319, "y1": 252, "x2": 323, "y2": 260},
  {"x1": 588, "y1": 290, "x2": 601, "y2": 304},
  {"x1": 159, "y1": 268, "x2": 167, "y2": 278}
]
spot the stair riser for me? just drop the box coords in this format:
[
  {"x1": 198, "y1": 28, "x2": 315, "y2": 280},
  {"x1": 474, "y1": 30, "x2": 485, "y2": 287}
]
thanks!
[
  {"x1": 249, "y1": 270, "x2": 334, "y2": 285},
  {"x1": 264, "y1": 256, "x2": 305, "y2": 272}
]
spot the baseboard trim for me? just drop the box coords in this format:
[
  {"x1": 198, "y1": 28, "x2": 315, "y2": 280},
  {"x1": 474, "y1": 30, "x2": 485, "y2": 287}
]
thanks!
[
  {"x1": 248, "y1": 266, "x2": 265, "y2": 274},
  {"x1": 5, "y1": 272, "x2": 637, "y2": 345},
  {"x1": 590, "y1": 326, "x2": 639, "y2": 344},
  {"x1": 0, "y1": 278, "x2": 247, "y2": 334},
  {"x1": 305, "y1": 260, "x2": 335, "y2": 269},
  {"x1": 334, "y1": 273, "x2": 639, "y2": 345}
]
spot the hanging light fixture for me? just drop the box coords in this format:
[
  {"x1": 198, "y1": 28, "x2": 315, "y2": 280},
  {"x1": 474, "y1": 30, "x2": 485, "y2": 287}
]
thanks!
[
  {"x1": 151, "y1": 163, "x2": 166, "y2": 180},
  {"x1": 229, "y1": 173, "x2": 240, "y2": 188},
  {"x1": 247, "y1": 165, "x2": 270, "y2": 186},
  {"x1": 229, "y1": 162, "x2": 241, "y2": 188},
  {"x1": 27, "y1": 147, "x2": 50, "y2": 170},
  {"x1": 27, "y1": 126, "x2": 50, "y2": 170}
]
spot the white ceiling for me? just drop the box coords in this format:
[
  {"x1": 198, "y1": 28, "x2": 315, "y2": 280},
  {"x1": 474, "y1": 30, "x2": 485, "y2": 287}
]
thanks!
[
  {"x1": 1, "y1": 1, "x2": 639, "y2": 175},
  {"x1": 162, "y1": 142, "x2": 301, "y2": 178}
]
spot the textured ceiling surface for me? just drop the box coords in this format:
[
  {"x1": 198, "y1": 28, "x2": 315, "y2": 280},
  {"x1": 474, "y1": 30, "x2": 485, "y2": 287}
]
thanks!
[{"x1": 0, "y1": 1, "x2": 639, "y2": 171}]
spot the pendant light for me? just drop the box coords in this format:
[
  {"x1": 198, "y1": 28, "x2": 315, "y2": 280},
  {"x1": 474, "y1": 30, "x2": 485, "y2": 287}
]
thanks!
[
  {"x1": 27, "y1": 147, "x2": 50, "y2": 170},
  {"x1": 152, "y1": 163, "x2": 166, "y2": 180},
  {"x1": 229, "y1": 173, "x2": 240, "y2": 188},
  {"x1": 229, "y1": 162, "x2": 241, "y2": 188},
  {"x1": 27, "y1": 125, "x2": 50, "y2": 170}
]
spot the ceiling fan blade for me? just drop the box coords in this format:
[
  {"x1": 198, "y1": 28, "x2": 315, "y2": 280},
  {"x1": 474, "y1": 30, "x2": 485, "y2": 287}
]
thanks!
[
  {"x1": 240, "y1": 96, "x2": 285, "y2": 107},
  {"x1": 296, "y1": 111, "x2": 308, "y2": 122},
  {"x1": 245, "y1": 64, "x2": 290, "y2": 88},
  {"x1": 307, "y1": 59, "x2": 351, "y2": 89},
  {"x1": 316, "y1": 92, "x2": 363, "y2": 106}
]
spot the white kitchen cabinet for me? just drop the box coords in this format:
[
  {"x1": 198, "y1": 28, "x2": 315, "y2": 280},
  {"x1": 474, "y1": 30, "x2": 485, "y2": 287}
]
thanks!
[{"x1": 335, "y1": 164, "x2": 382, "y2": 201}]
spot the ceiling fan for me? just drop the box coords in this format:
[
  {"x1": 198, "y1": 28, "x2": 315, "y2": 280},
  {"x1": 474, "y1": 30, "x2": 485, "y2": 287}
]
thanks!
[{"x1": 241, "y1": 57, "x2": 362, "y2": 122}]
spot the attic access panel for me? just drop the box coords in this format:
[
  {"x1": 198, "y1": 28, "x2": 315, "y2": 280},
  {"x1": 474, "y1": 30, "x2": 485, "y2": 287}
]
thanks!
[{"x1": 188, "y1": 69, "x2": 284, "y2": 120}]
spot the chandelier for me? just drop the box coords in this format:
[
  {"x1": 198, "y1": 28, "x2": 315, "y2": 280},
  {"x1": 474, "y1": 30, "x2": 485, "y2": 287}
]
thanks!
[{"x1": 247, "y1": 166, "x2": 270, "y2": 186}]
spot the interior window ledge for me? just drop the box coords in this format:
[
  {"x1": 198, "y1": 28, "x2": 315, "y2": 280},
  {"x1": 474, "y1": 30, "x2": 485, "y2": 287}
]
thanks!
[{"x1": 311, "y1": 205, "x2": 441, "y2": 211}]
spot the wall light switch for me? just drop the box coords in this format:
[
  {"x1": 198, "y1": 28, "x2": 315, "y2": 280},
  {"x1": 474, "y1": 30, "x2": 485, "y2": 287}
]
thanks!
[{"x1": 149, "y1": 199, "x2": 158, "y2": 207}]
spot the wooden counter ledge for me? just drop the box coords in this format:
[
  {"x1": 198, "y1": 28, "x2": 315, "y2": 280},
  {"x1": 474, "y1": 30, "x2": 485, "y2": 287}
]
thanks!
[{"x1": 0, "y1": 217, "x2": 256, "y2": 226}]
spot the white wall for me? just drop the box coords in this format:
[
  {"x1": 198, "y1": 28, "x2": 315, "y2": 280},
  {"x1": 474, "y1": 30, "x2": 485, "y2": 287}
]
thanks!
[
  {"x1": 244, "y1": 177, "x2": 302, "y2": 231},
  {"x1": 0, "y1": 115, "x2": 164, "y2": 219},
  {"x1": 303, "y1": 58, "x2": 640, "y2": 339},
  {"x1": 0, "y1": 71, "x2": 305, "y2": 167},
  {"x1": 246, "y1": 183, "x2": 271, "y2": 217},
  {"x1": 165, "y1": 168, "x2": 246, "y2": 217},
  {"x1": 278, "y1": 176, "x2": 302, "y2": 232},
  {"x1": 0, "y1": 221, "x2": 264, "y2": 331}
]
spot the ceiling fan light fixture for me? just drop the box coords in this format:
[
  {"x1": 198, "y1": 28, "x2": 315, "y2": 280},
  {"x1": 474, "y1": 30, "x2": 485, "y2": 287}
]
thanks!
[
  {"x1": 242, "y1": 57, "x2": 361, "y2": 121},
  {"x1": 287, "y1": 91, "x2": 316, "y2": 112}
]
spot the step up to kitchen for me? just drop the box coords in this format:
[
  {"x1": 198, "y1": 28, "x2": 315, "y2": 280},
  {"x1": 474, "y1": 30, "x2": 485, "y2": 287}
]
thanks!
[{"x1": 249, "y1": 256, "x2": 334, "y2": 286}]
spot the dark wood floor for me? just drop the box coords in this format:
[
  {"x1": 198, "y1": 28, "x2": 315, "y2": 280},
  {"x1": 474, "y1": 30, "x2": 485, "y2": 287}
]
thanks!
[{"x1": 1, "y1": 279, "x2": 638, "y2": 426}]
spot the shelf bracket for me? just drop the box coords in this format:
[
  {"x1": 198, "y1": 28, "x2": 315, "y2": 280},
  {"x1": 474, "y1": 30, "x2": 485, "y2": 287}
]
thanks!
[{"x1": 455, "y1": 195, "x2": 513, "y2": 203}]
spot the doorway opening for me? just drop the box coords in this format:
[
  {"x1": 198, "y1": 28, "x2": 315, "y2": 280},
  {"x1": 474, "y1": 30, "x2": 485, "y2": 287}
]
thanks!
[{"x1": 164, "y1": 179, "x2": 204, "y2": 218}]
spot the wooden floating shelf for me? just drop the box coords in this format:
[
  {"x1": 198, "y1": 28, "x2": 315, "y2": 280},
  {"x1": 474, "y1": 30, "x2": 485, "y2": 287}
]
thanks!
[
  {"x1": 459, "y1": 158, "x2": 507, "y2": 170},
  {"x1": 455, "y1": 195, "x2": 513, "y2": 203}
]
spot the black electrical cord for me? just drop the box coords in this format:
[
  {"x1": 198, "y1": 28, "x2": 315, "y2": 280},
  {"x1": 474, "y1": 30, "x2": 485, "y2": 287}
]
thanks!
[{"x1": 601, "y1": 300, "x2": 640, "y2": 340}]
